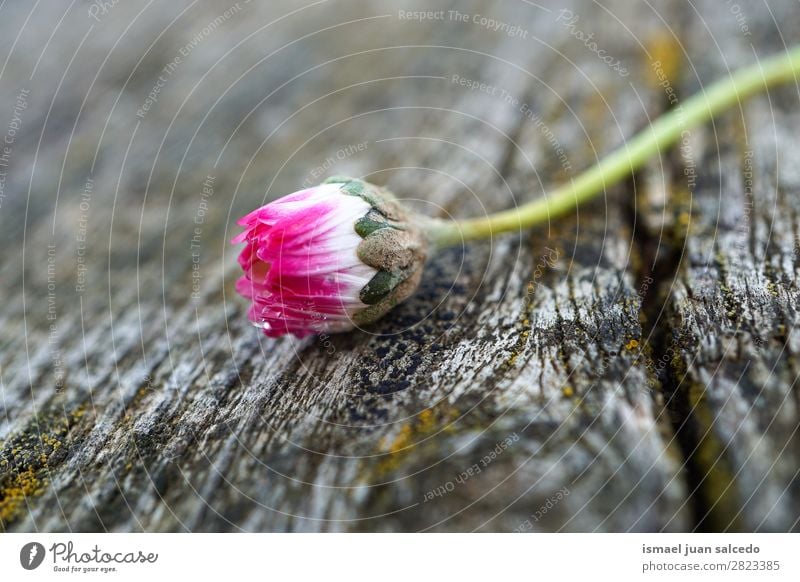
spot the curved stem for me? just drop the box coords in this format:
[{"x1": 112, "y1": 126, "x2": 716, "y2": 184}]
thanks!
[{"x1": 428, "y1": 45, "x2": 800, "y2": 248}]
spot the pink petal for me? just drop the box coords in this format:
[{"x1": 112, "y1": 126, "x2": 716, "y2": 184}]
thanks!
[{"x1": 231, "y1": 183, "x2": 376, "y2": 338}]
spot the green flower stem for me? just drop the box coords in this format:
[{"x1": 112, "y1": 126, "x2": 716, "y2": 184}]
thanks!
[{"x1": 428, "y1": 45, "x2": 800, "y2": 248}]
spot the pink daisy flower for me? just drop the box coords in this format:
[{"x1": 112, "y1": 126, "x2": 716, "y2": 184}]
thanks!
[{"x1": 232, "y1": 178, "x2": 427, "y2": 338}]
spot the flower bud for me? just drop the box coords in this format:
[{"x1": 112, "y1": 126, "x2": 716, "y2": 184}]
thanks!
[{"x1": 232, "y1": 177, "x2": 427, "y2": 338}]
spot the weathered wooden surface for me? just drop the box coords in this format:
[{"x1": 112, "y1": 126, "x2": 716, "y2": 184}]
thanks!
[
  {"x1": 0, "y1": 0, "x2": 798, "y2": 532},
  {"x1": 638, "y1": 5, "x2": 800, "y2": 531}
]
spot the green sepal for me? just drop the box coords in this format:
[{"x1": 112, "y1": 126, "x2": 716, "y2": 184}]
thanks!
[
  {"x1": 341, "y1": 180, "x2": 365, "y2": 197},
  {"x1": 360, "y1": 270, "x2": 408, "y2": 305},
  {"x1": 323, "y1": 175, "x2": 354, "y2": 184},
  {"x1": 355, "y1": 215, "x2": 390, "y2": 238}
]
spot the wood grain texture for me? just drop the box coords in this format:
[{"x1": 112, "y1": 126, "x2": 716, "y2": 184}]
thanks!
[
  {"x1": 636, "y1": 0, "x2": 800, "y2": 531},
  {"x1": 0, "y1": 0, "x2": 797, "y2": 532}
]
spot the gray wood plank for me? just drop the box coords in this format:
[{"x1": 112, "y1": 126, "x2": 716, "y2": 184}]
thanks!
[{"x1": 636, "y1": 0, "x2": 800, "y2": 531}]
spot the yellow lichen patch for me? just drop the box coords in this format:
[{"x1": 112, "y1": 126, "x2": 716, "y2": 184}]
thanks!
[
  {"x1": 645, "y1": 34, "x2": 682, "y2": 88},
  {"x1": 376, "y1": 406, "x2": 455, "y2": 475},
  {"x1": 377, "y1": 425, "x2": 416, "y2": 475},
  {"x1": 0, "y1": 407, "x2": 82, "y2": 529},
  {"x1": 766, "y1": 281, "x2": 779, "y2": 298},
  {"x1": 416, "y1": 409, "x2": 436, "y2": 433},
  {"x1": 0, "y1": 467, "x2": 46, "y2": 527},
  {"x1": 625, "y1": 339, "x2": 640, "y2": 351},
  {"x1": 505, "y1": 293, "x2": 537, "y2": 368},
  {"x1": 670, "y1": 189, "x2": 694, "y2": 242},
  {"x1": 562, "y1": 385, "x2": 574, "y2": 398}
]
